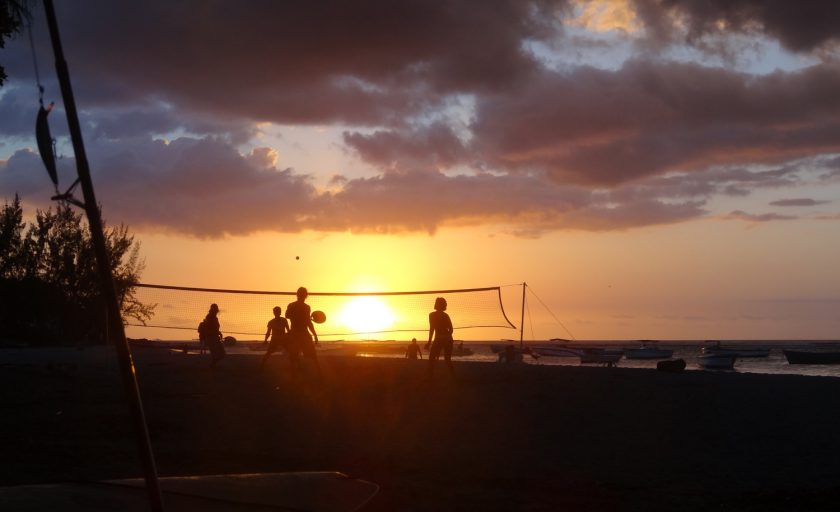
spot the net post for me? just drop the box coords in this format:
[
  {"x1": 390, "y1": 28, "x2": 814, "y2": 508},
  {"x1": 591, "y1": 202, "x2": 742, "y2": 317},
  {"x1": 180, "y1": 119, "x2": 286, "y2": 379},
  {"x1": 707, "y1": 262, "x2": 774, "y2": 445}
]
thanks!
[
  {"x1": 42, "y1": 1, "x2": 164, "y2": 510},
  {"x1": 519, "y1": 282, "x2": 526, "y2": 349}
]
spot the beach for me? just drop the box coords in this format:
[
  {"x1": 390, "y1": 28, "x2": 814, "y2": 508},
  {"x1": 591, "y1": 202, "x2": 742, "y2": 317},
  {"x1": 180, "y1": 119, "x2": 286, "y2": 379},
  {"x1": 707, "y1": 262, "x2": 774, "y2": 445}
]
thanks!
[{"x1": 3, "y1": 346, "x2": 840, "y2": 511}]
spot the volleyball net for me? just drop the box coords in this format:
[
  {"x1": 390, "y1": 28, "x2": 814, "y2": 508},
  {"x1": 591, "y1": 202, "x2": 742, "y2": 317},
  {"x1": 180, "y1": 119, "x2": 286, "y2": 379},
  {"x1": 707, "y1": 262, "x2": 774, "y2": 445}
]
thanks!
[{"x1": 126, "y1": 283, "x2": 517, "y2": 341}]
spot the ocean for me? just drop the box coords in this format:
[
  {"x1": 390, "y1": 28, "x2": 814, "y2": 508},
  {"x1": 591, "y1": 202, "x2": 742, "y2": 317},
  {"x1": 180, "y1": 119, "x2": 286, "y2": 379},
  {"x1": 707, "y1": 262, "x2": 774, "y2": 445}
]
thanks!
[
  {"x1": 114, "y1": 338, "x2": 840, "y2": 378},
  {"x1": 286, "y1": 339, "x2": 840, "y2": 378}
]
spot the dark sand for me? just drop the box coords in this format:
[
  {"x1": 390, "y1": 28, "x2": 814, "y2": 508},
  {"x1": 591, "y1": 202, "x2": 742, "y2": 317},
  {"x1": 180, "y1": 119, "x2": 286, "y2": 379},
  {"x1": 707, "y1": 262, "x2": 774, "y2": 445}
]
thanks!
[{"x1": 3, "y1": 346, "x2": 840, "y2": 511}]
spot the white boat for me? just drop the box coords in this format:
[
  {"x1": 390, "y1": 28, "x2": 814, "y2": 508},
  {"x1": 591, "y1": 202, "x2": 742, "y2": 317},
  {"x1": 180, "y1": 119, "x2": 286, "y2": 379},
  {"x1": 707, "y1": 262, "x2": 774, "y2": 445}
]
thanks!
[
  {"x1": 623, "y1": 341, "x2": 673, "y2": 360},
  {"x1": 701, "y1": 341, "x2": 769, "y2": 358},
  {"x1": 697, "y1": 353, "x2": 736, "y2": 370}
]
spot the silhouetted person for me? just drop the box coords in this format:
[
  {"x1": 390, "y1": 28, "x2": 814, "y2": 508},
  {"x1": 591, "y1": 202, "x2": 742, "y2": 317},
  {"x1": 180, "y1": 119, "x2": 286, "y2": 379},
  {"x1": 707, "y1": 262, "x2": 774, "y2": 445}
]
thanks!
[
  {"x1": 406, "y1": 338, "x2": 423, "y2": 360},
  {"x1": 200, "y1": 303, "x2": 225, "y2": 368},
  {"x1": 261, "y1": 306, "x2": 290, "y2": 369},
  {"x1": 426, "y1": 297, "x2": 454, "y2": 377},
  {"x1": 286, "y1": 287, "x2": 321, "y2": 378},
  {"x1": 503, "y1": 344, "x2": 516, "y2": 363}
]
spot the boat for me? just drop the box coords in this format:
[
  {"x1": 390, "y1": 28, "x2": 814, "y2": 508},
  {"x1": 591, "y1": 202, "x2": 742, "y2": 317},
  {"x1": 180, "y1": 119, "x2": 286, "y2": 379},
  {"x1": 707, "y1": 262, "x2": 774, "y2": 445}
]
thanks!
[
  {"x1": 697, "y1": 353, "x2": 736, "y2": 370},
  {"x1": 495, "y1": 345, "x2": 540, "y2": 363},
  {"x1": 532, "y1": 345, "x2": 623, "y2": 365},
  {"x1": 783, "y1": 350, "x2": 840, "y2": 365},
  {"x1": 532, "y1": 346, "x2": 582, "y2": 358},
  {"x1": 623, "y1": 340, "x2": 673, "y2": 360},
  {"x1": 452, "y1": 342, "x2": 474, "y2": 357},
  {"x1": 579, "y1": 348, "x2": 623, "y2": 365},
  {"x1": 701, "y1": 341, "x2": 770, "y2": 358}
]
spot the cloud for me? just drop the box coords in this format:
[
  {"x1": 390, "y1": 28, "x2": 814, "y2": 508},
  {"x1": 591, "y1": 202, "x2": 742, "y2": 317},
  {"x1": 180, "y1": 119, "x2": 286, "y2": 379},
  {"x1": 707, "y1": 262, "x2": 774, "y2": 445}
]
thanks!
[
  {"x1": 343, "y1": 59, "x2": 840, "y2": 189},
  {"x1": 467, "y1": 61, "x2": 840, "y2": 185},
  {"x1": 2, "y1": 133, "x2": 711, "y2": 237},
  {"x1": 7, "y1": 0, "x2": 570, "y2": 129},
  {"x1": 83, "y1": 104, "x2": 256, "y2": 144},
  {"x1": 631, "y1": 0, "x2": 840, "y2": 53},
  {"x1": 343, "y1": 123, "x2": 469, "y2": 173},
  {"x1": 4, "y1": 1, "x2": 839, "y2": 238},
  {"x1": 724, "y1": 210, "x2": 796, "y2": 222},
  {"x1": 769, "y1": 198, "x2": 830, "y2": 207},
  {"x1": 0, "y1": 87, "x2": 42, "y2": 138}
]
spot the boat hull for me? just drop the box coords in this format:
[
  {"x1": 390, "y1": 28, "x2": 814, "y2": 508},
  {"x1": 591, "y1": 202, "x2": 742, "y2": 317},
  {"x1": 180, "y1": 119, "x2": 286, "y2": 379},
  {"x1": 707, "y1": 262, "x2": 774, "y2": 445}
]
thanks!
[
  {"x1": 579, "y1": 349, "x2": 623, "y2": 364},
  {"x1": 702, "y1": 341, "x2": 769, "y2": 358},
  {"x1": 624, "y1": 348, "x2": 674, "y2": 360},
  {"x1": 533, "y1": 347, "x2": 582, "y2": 358},
  {"x1": 697, "y1": 354, "x2": 736, "y2": 370},
  {"x1": 702, "y1": 347, "x2": 770, "y2": 358}
]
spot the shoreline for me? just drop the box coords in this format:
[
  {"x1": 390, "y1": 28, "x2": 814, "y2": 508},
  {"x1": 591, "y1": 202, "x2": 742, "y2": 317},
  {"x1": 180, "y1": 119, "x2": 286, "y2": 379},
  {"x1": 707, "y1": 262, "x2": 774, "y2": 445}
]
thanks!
[{"x1": 4, "y1": 347, "x2": 840, "y2": 510}]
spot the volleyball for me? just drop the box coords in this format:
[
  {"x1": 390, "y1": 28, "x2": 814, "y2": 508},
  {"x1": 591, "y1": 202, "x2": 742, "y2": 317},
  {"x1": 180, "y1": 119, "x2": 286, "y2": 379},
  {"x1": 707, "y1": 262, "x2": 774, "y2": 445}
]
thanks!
[{"x1": 311, "y1": 310, "x2": 327, "y2": 324}]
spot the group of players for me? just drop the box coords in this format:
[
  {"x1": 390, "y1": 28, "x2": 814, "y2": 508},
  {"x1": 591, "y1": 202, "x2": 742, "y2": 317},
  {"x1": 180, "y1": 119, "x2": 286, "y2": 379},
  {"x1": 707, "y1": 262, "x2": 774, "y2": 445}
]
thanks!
[{"x1": 199, "y1": 287, "x2": 456, "y2": 377}]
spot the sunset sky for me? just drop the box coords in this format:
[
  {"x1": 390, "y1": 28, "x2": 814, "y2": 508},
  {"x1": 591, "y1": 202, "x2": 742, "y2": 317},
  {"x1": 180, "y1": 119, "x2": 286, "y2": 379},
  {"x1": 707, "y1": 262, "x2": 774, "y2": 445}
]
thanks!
[{"x1": 2, "y1": 1, "x2": 839, "y2": 340}]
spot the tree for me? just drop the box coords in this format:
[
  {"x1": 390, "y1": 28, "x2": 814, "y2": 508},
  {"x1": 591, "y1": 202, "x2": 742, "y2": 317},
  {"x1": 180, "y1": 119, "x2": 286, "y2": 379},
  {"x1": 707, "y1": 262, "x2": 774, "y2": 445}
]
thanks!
[
  {"x1": 0, "y1": 198, "x2": 155, "y2": 345},
  {"x1": 0, "y1": 194, "x2": 25, "y2": 277},
  {"x1": 1, "y1": 1, "x2": 32, "y2": 87}
]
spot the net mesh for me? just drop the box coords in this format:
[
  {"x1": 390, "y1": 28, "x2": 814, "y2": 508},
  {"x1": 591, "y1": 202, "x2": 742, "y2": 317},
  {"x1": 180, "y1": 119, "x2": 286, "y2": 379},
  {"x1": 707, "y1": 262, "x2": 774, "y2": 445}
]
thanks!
[{"x1": 126, "y1": 283, "x2": 517, "y2": 340}]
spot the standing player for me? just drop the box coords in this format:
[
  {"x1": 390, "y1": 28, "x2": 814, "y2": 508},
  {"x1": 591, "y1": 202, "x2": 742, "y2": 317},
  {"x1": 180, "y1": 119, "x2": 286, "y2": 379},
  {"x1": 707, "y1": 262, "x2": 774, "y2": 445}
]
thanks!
[
  {"x1": 286, "y1": 287, "x2": 322, "y2": 378},
  {"x1": 260, "y1": 306, "x2": 290, "y2": 369},
  {"x1": 200, "y1": 303, "x2": 225, "y2": 368},
  {"x1": 426, "y1": 297, "x2": 454, "y2": 377}
]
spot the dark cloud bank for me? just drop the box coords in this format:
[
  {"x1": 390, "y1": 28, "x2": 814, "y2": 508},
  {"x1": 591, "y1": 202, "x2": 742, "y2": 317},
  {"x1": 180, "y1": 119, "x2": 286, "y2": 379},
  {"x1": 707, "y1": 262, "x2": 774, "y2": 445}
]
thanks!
[{"x1": 2, "y1": 0, "x2": 840, "y2": 237}]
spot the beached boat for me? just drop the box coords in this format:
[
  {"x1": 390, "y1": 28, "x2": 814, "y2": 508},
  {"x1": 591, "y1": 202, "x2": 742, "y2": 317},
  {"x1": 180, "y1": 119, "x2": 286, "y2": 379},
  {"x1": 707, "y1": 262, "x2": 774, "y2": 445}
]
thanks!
[
  {"x1": 493, "y1": 344, "x2": 539, "y2": 362},
  {"x1": 532, "y1": 346, "x2": 582, "y2": 358},
  {"x1": 624, "y1": 341, "x2": 673, "y2": 360},
  {"x1": 579, "y1": 348, "x2": 623, "y2": 365},
  {"x1": 452, "y1": 342, "x2": 474, "y2": 357},
  {"x1": 697, "y1": 354, "x2": 736, "y2": 370},
  {"x1": 701, "y1": 341, "x2": 770, "y2": 358},
  {"x1": 783, "y1": 350, "x2": 840, "y2": 365}
]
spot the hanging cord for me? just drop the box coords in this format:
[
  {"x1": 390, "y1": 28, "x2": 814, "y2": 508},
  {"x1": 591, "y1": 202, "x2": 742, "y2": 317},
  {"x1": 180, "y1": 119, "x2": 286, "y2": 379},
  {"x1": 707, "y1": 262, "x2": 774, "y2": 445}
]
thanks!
[
  {"x1": 26, "y1": 15, "x2": 46, "y2": 106},
  {"x1": 527, "y1": 284, "x2": 577, "y2": 341}
]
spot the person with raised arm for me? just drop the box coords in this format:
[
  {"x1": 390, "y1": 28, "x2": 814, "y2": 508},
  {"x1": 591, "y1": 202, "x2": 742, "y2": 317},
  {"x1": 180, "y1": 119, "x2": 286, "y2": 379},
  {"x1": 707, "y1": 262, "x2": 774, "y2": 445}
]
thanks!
[{"x1": 285, "y1": 287, "x2": 322, "y2": 378}]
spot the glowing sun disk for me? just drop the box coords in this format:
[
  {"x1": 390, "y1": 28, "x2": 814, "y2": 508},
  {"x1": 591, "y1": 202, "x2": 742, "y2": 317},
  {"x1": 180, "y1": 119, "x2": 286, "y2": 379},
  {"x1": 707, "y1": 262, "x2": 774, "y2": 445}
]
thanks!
[{"x1": 338, "y1": 297, "x2": 396, "y2": 334}]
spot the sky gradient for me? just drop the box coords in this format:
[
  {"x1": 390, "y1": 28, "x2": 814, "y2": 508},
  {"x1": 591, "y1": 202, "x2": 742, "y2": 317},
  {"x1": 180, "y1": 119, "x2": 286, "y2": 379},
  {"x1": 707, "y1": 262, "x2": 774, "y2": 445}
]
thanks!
[{"x1": 2, "y1": 0, "x2": 839, "y2": 340}]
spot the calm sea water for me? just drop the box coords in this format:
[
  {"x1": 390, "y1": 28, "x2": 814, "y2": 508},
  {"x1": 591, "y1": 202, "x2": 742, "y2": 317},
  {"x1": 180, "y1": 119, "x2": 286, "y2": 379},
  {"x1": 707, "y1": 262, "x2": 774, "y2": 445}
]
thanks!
[
  {"x1": 312, "y1": 339, "x2": 840, "y2": 379},
  {"x1": 7, "y1": 340, "x2": 840, "y2": 379}
]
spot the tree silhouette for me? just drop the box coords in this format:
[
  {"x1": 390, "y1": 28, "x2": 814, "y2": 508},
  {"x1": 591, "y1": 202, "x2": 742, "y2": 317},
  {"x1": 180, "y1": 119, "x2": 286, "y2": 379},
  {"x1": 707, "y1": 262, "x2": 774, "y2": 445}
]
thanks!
[
  {"x1": 0, "y1": 196, "x2": 155, "y2": 345},
  {"x1": 1, "y1": 1, "x2": 32, "y2": 87}
]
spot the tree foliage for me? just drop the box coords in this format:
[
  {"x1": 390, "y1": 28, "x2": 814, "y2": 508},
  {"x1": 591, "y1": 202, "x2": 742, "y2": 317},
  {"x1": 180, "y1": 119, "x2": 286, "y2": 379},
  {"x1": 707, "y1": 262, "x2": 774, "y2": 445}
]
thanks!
[
  {"x1": 1, "y1": 1, "x2": 32, "y2": 87},
  {"x1": 0, "y1": 195, "x2": 155, "y2": 345}
]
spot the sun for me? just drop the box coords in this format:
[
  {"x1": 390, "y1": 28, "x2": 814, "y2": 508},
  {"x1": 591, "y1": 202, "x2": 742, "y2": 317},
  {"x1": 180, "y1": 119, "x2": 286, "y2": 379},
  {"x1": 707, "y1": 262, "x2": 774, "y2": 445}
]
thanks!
[{"x1": 338, "y1": 296, "x2": 396, "y2": 334}]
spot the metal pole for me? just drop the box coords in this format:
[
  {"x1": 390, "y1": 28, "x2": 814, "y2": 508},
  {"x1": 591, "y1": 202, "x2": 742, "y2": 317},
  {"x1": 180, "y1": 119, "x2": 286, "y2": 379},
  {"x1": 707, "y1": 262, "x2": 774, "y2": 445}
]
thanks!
[
  {"x1": 519, "y1": 282, "x2": 526, "y2": 349},
  {"x1": 41, "y1": 1, "x2": 164, "y2": 510}
]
